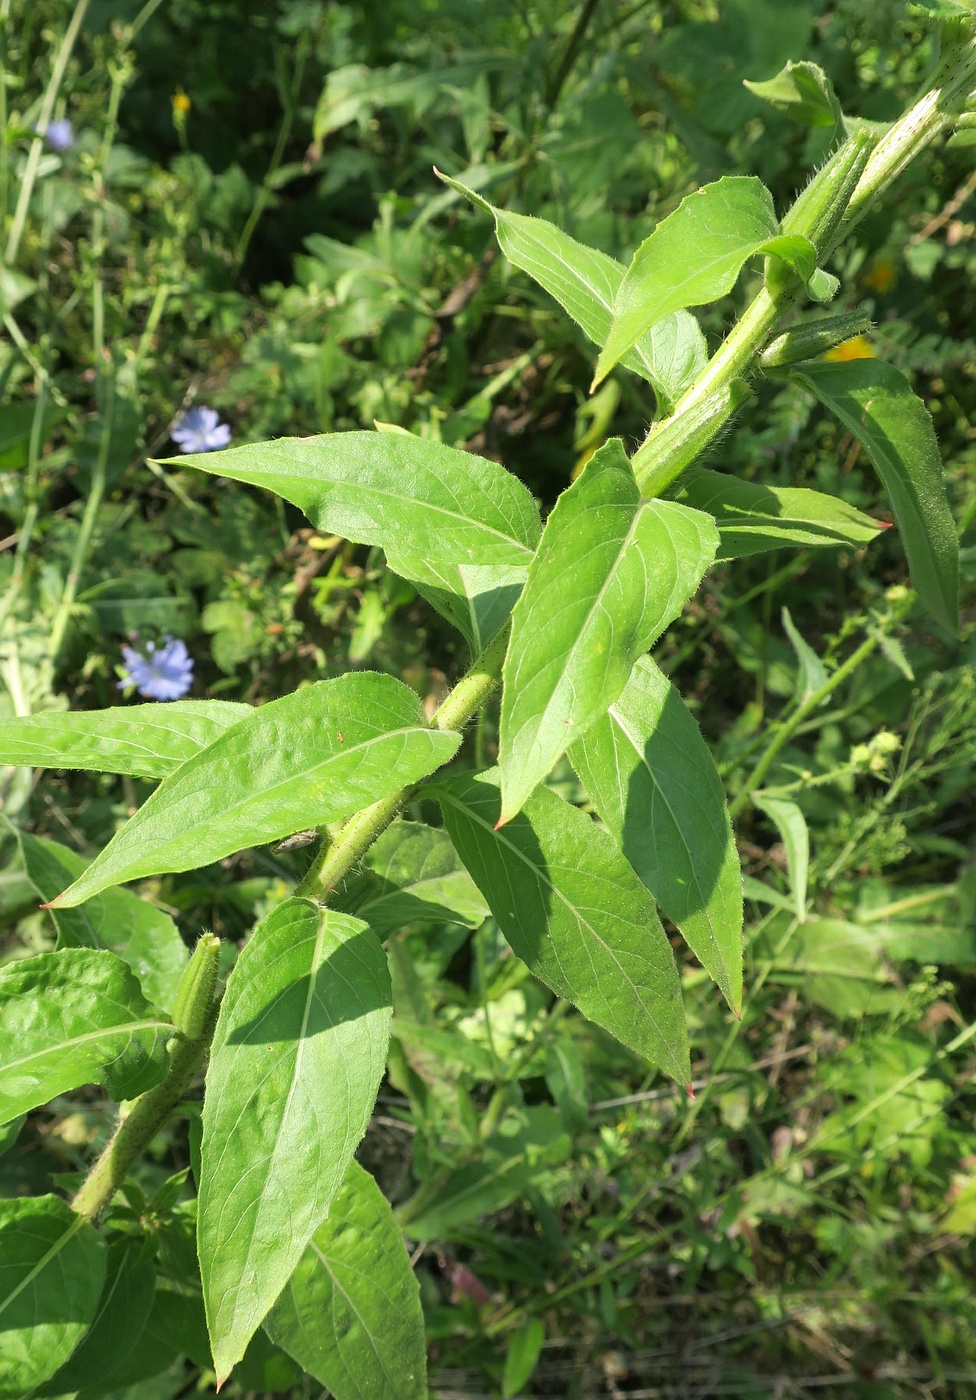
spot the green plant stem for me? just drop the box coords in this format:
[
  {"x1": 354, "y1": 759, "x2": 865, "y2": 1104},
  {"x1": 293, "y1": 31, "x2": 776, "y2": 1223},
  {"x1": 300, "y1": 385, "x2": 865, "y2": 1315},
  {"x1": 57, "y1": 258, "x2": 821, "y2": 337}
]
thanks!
[
  {"x1": 5, "y1": 0, "x2": 90, "y2": 266},
  {"x1": 235, "y1": 34, "x2": 309, "y2": 269},
  {"x1": 72, "y1": 1027, "x2": 211, "y2": 1221},
  {"x1": 544, "y1": 0, "x2": 601, "y2": 109},
  {"x1": 49, "y1": 387, "x2": 115, "y2": 659},
  {"x1": 729, "y1": 632, "x2": 879, "y2": 819},
  {"x1": 631, "y1": 32, "x2": 976, "y2": 500},
  {"x1": 298, "y1": 624, "x2": 510, "y2": 902}
]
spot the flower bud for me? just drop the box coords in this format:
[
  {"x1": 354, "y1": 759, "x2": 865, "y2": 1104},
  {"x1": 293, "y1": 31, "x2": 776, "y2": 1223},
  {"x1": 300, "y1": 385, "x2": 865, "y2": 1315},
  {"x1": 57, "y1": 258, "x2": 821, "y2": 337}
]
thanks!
[
  {"x1": 170, "y1": 932, "x2": 220, "y2": 1041},
  {"x1": 761, "y1": 309, "x2": 873, "y2": 367}
]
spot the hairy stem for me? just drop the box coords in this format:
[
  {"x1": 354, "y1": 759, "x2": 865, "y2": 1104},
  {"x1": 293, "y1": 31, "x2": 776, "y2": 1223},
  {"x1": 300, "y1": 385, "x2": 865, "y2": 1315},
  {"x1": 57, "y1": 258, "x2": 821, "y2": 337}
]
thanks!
[{"x1": 72, "y1": 1026, "x2": 211, "y2": 1221}]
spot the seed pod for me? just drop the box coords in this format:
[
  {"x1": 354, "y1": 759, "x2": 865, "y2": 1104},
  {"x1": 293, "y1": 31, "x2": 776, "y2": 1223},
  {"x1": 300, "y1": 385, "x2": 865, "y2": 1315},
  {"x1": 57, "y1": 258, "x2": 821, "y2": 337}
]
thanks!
[
  {"x1": 170, "y1": 932, "x2": 220, "y2": 1041},
  {"x1": 761, "y1": 309, "x2": 873, "y2": 367}
]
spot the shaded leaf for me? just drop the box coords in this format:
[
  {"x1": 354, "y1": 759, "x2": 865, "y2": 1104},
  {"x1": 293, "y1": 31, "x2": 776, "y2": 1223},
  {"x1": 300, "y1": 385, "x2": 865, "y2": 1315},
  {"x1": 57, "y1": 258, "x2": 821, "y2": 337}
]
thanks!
[
  {"x1": 0, "y1": 1195, "x2": 105, "y2": 1400},
  {"x1": 433, "y1": 770, "x2": 690, "y2": 1083},
  {"x1": 386, "y1": 549, "x2": 524, "y2": 653},
  {"x1": 744, "y1": 60, "x2": 842, "y2": 129},
  {"x1": 198, "y1": 898, "x2": 392, "y2": 1383},
  {"x1": 781, "y1": 606, "x2": 829, "y2": 705},
  {"x1": 267, "y1": 1161, "x2": 426, "y2": 1400},
  {"x1": 500, "y1": 439, "x2": 718, "y2": 822},
  {"x1": 571, "y1": 656, "x2": 742, "y2": 1012},
  {"x1": 13, "y1": 826, "x2": 188, "y2": 1009},
  {"x1": 50, "y1": 672, "x2": 461, "y2": 907},
  {"x1": 162, "y1": 431, "x2": 541, "y2": 568},
  {"x1": 791, "y1": 359, "x2": 958, "y2": 633},
  {"x1": 350, "y1": 820, "x2": 489, "y2": 935},
  {"x1": 754, "y1": 794, "x2": 810, "y2": 922},
  {"x1": 0, "y1": 700, "x2": 251, "y2": 779},
  {"x1": 0, "y1": 949, "x2": 170, "y2": 1124}
]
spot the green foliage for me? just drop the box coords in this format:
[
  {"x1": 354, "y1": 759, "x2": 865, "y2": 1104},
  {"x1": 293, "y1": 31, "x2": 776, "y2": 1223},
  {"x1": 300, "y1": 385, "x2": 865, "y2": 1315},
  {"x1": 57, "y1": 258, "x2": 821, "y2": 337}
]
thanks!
[{"x1": 3, "y1": 0, "x2": 976, "y2": 1395}]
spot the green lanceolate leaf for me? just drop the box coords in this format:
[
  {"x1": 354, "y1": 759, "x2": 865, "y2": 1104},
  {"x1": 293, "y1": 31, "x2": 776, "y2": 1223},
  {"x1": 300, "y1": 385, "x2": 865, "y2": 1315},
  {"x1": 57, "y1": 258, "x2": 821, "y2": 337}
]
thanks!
[
  {"x1": 49, "y1": 672, "x2": 461, "y2": 908},
  {"x1": 678, "y1": 466, "x2": 883, "y2": 558},
  {"x1": 13, "y1": 827, "x2": 188, "y2": 1009},
  {"x1": 439, "y1": 175, "x2": 707, "y2": 412},
  {"x1": 499, "y1": 439, "x2": 718, "y2": 823},
  {"x1": 385, "y1": 550, "x2": 525, "y2": 653},
  {"x1": 503, "y1": 1318, "x2": 546, "y2": 1399},
  {"x1": 754, "y1": 794, "x2": 809, "y2": 922},
  {"x1": 782, "y1": 606, "x2": 829, "y2": 704},
  {"x1": 791, "y1": 359, "x2": 958, "y2": 633},
  {"x1": 744, "y1": 60, "x2": 842, "y2": 129},
  {"x1": 570, "y1": 656, "x2": 742, "y2": 1013},
  {"x1": 198, "y1": 898, "x2": 393, "y2": 1384},
  {"x1": 0, "y1": 700, "x2": 251, "y2": 779},
  {"x1": 0, "y1": 949, "x2": 170, "y2": 1123},
  {"x1": 0, "y1": 1195, "x2": 105, "y2": 1400},
  {"x1": 433, "y1": 770, "x2": 690, "y2": 1084},
  {"x1": 349, "y1": 820, "x2": 489, "y2": 935},
  {"x1": 36, "y1": 1235, "x2": 156, "y2": 1397},
  {"x1": 161, "y1": 430, "x2": 541, "y2": 568},
  {"x1": 594, "y1": 177, "x2": 823, "y2": 386},
  {"x1": 266, "y1": 1160, "x2": 426, "y2": 1400}
]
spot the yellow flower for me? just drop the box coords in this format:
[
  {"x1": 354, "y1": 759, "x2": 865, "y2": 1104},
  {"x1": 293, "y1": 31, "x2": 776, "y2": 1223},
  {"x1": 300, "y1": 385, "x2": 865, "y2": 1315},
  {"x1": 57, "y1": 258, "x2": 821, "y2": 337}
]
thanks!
[
  {"x1": 171, "y1": 89, "x2": 191, "y2": 116},
  {"x1": 864, "y1": 258, "x2": 896, "y2": 293},
  {"x1": 823, "y1": 335, "x2": 875, "y2": 362}
]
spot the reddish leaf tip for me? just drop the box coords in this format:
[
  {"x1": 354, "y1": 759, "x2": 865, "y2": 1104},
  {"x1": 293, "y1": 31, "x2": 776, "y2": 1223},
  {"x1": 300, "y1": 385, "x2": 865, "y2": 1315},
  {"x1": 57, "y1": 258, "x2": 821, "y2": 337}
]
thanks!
[
  {"x1": 493, "y1": 816, "x2": 509, "y2": 831},
  {"x1": 686, "y1": 1083, "x2": 696, "y2": 1101},
  {"x1": 874, "y1": 518, "x2": 894, "y2": 530}
]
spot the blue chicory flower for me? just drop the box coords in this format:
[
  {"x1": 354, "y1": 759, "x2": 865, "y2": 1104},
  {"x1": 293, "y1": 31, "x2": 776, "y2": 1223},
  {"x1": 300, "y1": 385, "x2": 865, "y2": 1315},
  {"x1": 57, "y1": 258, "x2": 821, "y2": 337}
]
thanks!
[
  {"x1": 41, "y1": 119, "x2": 74, "y2": 151},
  {"x1": 170, "y1": 406, "x2": 232, "y2": 453},
  {"x1": 119, "y1": 636, "x2": 194, "y2": 701}
]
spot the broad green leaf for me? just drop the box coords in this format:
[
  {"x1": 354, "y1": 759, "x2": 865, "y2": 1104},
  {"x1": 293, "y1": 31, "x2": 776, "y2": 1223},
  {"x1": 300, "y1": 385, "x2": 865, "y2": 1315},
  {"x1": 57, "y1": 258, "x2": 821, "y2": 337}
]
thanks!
[
  {"x1": 161, "y1": 431, "x2": 541, "y2": 568},
  {"x1": 385, "y1": 549, "x2": 524, "y2": 653},
  {"x1": 0, "y1": 949, "x2": 171, "y2": 1124},
  {"x1": 198, "y1": 898, "x2": 392, "y2": 1383},
  {"x1": 433, "y1": 770, "x2": 690, "y2": 1083},
  {"x1": 398, "y1": 1105, "x2": 571, "y2": 1239},
  {"x1": 350, "y1": 820, "x2": 489, "y2": 935},
  {"x1": 570, "y1": 656, "x2": 742, "y2": 1013},
  {"x1": 677, "y1": 466, "x2": 883, "y2": 559},
  {"x1": 503, "y1": 1318, "x2": 546, "y2": 1399},
  {"x1": 791, "y1": 360, "x2": 958, "y2": 633},
  {"x1": 0, "y1": 401, "x2": 65, "y2": 470},
  {"x1": 0, "y1": 700, "x2": 251, "y2": 779},
  {"x1": 36, "y1": 1236, "x2": 156, "y2": 1396},
  {"x1": 754, "y1": 794, "x2": 809, "y2": 922},
  {"x1": 0, "y1": 1195, "x2": 105, "y2": 1400},
  {"x1": 13, "y1": 827, "x2": 188, "y2": 1009},
  {"x1": 744, "y1": 61, "x2": 842, "y2": 129},
  {"x1": 440, "y1": 176, "x2": 707, "y2": 412},
  {"x1": 266, "y1": 1161, "x2": 426, "y2": 1400},
  {"x1": 595, "y1": 177, "x2": 824, "y2": 385},
  {"x1": 50, "y1": 673, "x2": 461, "y2": 908},
  {"x1": 781, "y1": 606, "x2": 828, "y2": 704},
  {"x1": 499, "y1": 439, "x2": 718, "y2": 822}
]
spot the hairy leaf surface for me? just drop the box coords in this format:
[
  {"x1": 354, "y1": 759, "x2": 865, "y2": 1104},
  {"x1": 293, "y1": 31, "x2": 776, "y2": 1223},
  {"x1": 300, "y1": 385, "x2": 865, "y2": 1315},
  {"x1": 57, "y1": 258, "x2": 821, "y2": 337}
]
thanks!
[
  {"x1": 0, "y1": 700, "x2": 251, "y2": 779},
  {"x1": 571, "y1": 656, "x2": 742, "y2": 1012},
  {"x1": 50, "y1": 673, "x2": 461, "y2": 907},
  {"x1": 198, "y1": 898, "x2": 392, "y2": 1383},
  {"x1": 267, "y1": 1161, "x2": 426, "y2": 1400},
  {"x1": 499, "y1": 439, "x2": 718, "y2": 822},
  {"x1": 162, "y1": 431, "x2": 541, "y2": 567},
  {"x1": 791, "y1": 359, "x2": 958, "y2": 633},
  {"x1": 0, "y1": 949, "x2": 170, "y2": 1124},
  {"x1": 433, "y1": 770, "x2": 690, "y2": 1083}
]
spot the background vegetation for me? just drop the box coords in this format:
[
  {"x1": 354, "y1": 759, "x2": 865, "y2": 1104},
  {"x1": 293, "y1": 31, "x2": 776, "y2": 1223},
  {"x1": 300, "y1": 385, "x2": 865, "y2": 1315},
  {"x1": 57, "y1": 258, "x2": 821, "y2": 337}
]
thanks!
[{"x1": 3, "y1": 0, "x2": 976, "y2": 1394}]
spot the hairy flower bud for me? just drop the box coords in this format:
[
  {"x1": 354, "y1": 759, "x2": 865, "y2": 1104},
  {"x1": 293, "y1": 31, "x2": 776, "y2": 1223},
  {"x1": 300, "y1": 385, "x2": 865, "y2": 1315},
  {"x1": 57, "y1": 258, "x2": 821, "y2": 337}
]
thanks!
[{"x1": 170, "y1": 932, "x2": 220, "y2": 1041}]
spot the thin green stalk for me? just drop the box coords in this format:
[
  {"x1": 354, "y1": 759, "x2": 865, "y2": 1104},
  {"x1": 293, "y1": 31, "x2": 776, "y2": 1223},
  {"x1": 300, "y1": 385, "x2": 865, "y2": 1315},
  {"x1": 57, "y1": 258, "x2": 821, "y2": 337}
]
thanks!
[
  {"x1": 5, "y1": 0, "x2": 90, "y2": 266},
  {"x1": 49, "y1": 388, "x2": 115, "y2": 659},
  {"x1": 0, "y1": 377, "x2": 46, "y2": 635},
  {"x1": 2, "y1": 313, "x2": 68, "y2": 404},
  {"x1": 298, "y1": 624, "x2": 510, "y2": 902},
  {"x1": 234, "y1": 34, "x2": 309, "y2": 269},
  {"x1": 72, "y1": 1026, "x2": 212, "y2": 1221},
  {"x1": 729, "y1": 632, "x2": 879, "y2": 819}
]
